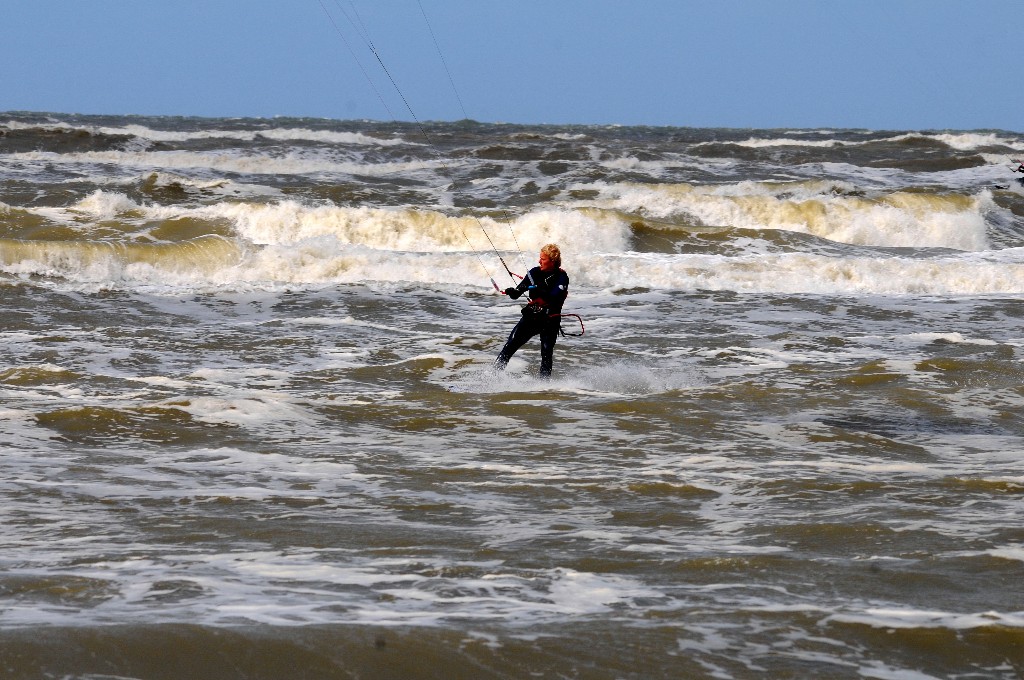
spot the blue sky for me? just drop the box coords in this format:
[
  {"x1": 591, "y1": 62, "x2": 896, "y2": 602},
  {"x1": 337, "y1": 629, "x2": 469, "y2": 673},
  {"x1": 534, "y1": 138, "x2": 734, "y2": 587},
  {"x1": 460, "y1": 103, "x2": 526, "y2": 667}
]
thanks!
[{"x1": 3, "y1": 0, "x2": 1019, "y2": 131}]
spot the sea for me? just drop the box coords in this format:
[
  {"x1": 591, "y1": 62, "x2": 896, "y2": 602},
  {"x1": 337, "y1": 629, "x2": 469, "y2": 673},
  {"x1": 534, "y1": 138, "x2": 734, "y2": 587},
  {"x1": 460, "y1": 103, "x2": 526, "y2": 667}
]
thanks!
[{"x1": 1, "y1": 111, "x2": 1024, "y2": 679}]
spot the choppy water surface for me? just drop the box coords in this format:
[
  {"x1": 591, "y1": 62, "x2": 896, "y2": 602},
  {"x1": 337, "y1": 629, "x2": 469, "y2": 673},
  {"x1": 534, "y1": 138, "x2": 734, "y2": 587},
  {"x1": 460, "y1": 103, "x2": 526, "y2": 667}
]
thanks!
[{"x1": 2, "y1": 112, "x2": 1024, "y2": 679}]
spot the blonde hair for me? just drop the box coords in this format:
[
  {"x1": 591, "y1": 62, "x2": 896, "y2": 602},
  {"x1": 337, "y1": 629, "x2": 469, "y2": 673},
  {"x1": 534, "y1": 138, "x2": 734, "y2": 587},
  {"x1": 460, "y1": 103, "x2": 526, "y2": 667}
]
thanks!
[{"x1": 541, "y1": 243, "x2": 561, "y2": 268}]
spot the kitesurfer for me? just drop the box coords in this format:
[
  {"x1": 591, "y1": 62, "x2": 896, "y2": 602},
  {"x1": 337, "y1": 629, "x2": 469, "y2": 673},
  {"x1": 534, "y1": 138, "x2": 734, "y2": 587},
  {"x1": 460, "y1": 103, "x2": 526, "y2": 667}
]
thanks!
[{"x1": 494, "y1": 244, "x2": 569, "y2": 377}]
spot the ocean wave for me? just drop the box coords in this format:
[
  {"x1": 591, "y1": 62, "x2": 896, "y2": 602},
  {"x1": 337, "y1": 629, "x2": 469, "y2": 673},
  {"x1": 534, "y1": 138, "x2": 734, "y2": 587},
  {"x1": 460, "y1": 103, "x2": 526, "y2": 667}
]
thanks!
[
  {"x1": 580, "y1": 180, "x2": 994, "y2": 251},
  {"x1": 706, "y1": 137, "x2": 854, "y2": 149},
  {"x1": 0, "y1": 192, "x2": 632, "y2": 256},
  {"x1": 2, "y1": 149, "x2": 440, "y2": 178},
  {"x1": 709, "y1": 131, "x2": 1024, "y2": 152},
  {"x1": 2, "y1": 188, "x2": 1018, "y2": 294},
  {"x1": 0, "y1": 235, "x2": 242, "y2": 285},
  {"x1": 930, "y1": 132, "x2": 1024, "y2": 151},
  {"x1": 6, "y1": 234, "x2": 1024, "y2": 296},
  {"x1": 2, "y1": 119, "x2": 410, "y2": 146}
]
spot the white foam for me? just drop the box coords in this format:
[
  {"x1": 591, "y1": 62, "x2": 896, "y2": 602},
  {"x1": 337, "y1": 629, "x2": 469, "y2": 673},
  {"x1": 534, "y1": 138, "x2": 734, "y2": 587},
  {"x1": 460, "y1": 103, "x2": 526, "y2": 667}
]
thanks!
[
  {"x1": 987, "y1": 545, "x2": 1024, "y2": 563},
  {"x1": 895, "y1": 332, "x2": 998, "y2": 346},
  {"x1": 160, "y1": 392, "x2": 313, "y2": 428},
  {"x1": 543, "y1": 569, "x2": 662, "y2": 614},
  {"x1": 0, "y1": 407, "x2": 55, "y2": 449},
  {"x1": 579, "y1": 250, "x2": 1024, "y2": 295},
  {"x1": 238, "y1": 204, "x2": 605, "y2": 260},
  {"x1": 255, "y1": 127, "x2": 409, "y2": 146},
  {"x1": 498, "y1": 360, "x2": 703, "y2": 395},
  {"x1": 713, "y1": 137, "x2": 855, "y2": 149},
  {"x1": 856, "y1": 661, "x2": 945, "y2": 680},
  {"x1": 827, "y1": 607, "x2": 1024, "y2": 630}
]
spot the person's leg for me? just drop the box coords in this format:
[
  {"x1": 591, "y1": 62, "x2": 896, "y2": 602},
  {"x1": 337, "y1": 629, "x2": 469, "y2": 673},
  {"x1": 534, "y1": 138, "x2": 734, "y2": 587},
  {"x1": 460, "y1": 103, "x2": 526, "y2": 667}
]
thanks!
[
  {"x1": 538, "y1": 324, "x2": 559, "y2": 377},
  {"x1": 494, "y1": 319, "x2": 537, "y2": 370}
]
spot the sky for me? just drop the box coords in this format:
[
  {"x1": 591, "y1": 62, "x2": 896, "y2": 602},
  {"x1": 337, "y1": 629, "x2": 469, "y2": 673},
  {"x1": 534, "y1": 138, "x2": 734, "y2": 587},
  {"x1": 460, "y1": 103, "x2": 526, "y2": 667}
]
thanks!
[{"x1": 2, "y1": 0, "x2": 1020, "y2": 131}]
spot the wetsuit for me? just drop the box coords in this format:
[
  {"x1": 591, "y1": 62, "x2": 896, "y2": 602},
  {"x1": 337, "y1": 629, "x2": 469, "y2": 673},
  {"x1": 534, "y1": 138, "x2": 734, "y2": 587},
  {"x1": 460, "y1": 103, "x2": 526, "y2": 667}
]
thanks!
[{"x1": 494, "y1": 266, "x2": 569, "y2": 377}]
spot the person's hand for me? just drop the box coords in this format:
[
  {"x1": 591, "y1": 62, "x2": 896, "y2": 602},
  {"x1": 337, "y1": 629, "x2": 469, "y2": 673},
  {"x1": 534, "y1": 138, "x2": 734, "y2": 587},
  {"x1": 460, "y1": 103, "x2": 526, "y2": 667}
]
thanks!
[{"x1": 504, "y1": 287, "x2": 522, "y2": 299}]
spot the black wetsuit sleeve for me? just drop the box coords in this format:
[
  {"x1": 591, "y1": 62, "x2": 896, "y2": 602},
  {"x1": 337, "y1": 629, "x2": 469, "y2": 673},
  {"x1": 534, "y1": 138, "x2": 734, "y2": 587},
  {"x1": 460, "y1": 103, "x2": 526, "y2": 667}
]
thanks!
[
  {"x1": 547, "y1": 270, "x2": 569, "y2": 314},
  {"x1": 513, "y1": 275, "x2": 531, "y2": 296}
]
